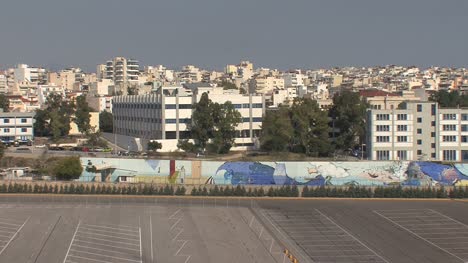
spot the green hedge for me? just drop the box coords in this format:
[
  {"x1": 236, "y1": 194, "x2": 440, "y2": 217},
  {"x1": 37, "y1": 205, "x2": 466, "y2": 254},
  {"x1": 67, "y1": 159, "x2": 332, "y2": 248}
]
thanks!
[
  {"x1": 0, "y1": 182, "x2": 467, "y2": 198},
  {"x1": 0, "y1": 183, "x2": 186, "y2": 196},
  {"x1": 302, "y1": 185, "x2": 467, "y2": 199}
]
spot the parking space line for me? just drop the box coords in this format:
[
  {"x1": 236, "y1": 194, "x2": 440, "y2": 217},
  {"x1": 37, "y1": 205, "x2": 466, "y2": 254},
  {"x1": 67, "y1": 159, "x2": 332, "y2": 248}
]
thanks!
[
  {"x1": 75, "y1": 235, "x2": 140, "y2": 247},
  {"x1": 150, "y1": 215, "x2": 154, "y2": 262},
  {"x1": 74, "y1": 239, "x2": 140, "y2": 252},
  {"x1": 72, "y1": 244, "x2": 140, "y2": 258},
  {"x1": 82, "y1": 224, "x2": 139, "y2": 232},
  {"x1": 63, "y1": 220, "x2": 81, "y2": 263},
  {"x1": 0, "y1": 225, "x2": 17, "y2": 231},
  {"x1": 374, "y1": 210, "x2": 466, "y2": 262},
  {"x1": 0, "y1": 216, "x2": 29, "y2": 256},
  {"x1": 429, "y1": 209, "x2": 468, "y2": 229},
  {"x1": 78, "y1": 231, "x2": 140, "y2": 242},
  {"x1": 0, "y1": 221, "x2": 22, "y2": 227},
  {"x1": 79, "y1": 227, "x2": 140, "y2": 238},
  {"x1": 0, "y1": 229, "x2": 14, "y2": 235},
  {"x1": 0, "y1": 217, "x2": 23, "y2": 223},
  {"x1": 315, "y1": 209, "x2": 389, "y2": 263},
  {"x1": 70, "y1": 248, "x2": 141, "y2": 262},
  {"x1": 83, "y1": 223, "x2": 138, "y2": 230},
  {"x1": 68, "y1": 254, "x2": 113, "y2": 263},
  {"x1": 138, "y1": 217, "x2": 142, "y2": 263}
]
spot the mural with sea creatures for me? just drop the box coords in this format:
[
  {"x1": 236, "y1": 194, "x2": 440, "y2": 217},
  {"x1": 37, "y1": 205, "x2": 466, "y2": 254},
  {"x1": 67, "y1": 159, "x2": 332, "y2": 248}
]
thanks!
[{"x1": 79, "y1": 158, "x2": 468, "y2": 186}]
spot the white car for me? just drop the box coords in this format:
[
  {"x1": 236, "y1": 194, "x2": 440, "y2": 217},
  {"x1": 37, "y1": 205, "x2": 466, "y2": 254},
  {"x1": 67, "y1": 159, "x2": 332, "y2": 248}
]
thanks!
[{"x1": 35, "y1": 144, "x2": 46, "y2": 148}]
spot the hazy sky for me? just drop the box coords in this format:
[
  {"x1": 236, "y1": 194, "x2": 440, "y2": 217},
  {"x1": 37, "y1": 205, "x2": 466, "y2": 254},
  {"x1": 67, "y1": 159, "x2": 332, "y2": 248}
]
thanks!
[{"x1": 1, "y1": 0, "x2": 467, "y2": 72}]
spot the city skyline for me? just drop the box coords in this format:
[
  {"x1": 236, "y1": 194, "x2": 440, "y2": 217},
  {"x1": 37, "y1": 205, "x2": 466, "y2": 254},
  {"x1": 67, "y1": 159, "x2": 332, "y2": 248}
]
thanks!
[{"x1": 0, "y1": 0, "x2": 467, "y2": 72}]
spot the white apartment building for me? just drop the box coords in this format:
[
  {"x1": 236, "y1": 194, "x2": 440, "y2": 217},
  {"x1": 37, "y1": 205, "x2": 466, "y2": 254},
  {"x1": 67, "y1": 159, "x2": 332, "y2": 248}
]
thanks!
[
  {"x1": 0, "y1": 75, "x2": 7, "y2": 94},
  {"x1": 0, "y1": 111, "x2": 35, "y2": 143},
  {"x1": 249, "y1": 76, "x2": 284, "y2": 94},
  {"x1": 104, "y1": 57, "x2": 139, "y2": 84},
  {"x1": 113, "y1": 86, "x2": 265, "y2": 151},
  {"x1": 367, "y1": 101, "x2": 468, "y2": 162},
  {"x1": 86, "y1": 95, "x2": 113, "y2": 113},
  {"x1": 283, "y1": 71, "x2": 304, "y2": 87},
  {"x1": 14, "y1": 64, "x2": 47, "y2": 84},
  {"x1": 178, "y1": 65, "x2": 202, "y2": 83},
  {"x1": 36, "y1": 85, "x2": 65, "y2": 107}
]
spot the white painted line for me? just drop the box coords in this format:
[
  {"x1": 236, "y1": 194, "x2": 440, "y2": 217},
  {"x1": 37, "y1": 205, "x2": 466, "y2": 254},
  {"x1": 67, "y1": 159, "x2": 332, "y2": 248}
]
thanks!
[
  {"x1": 260, "y1": 210, "x2": 313, "y2": 263},
  {"x1": 63, "y1": 220, "x2": 81, "y2": 263},
  {"x1": 79, "y1": 227, "x2": 140, "y2": 238},
  {"x1": 0, "y1": 217, "x2": 24, "y2": 223},
  {"x1": 74, "y1": 239, "x2": 140, "y2": 252},
  {"x1": 175, "y1": 240, "x2": 187, "y2": 256},
  {"x1": 316, "y1": 209, "x2": 389, "y2": 263},
  {"x1": 82, "y1": 223, "x2": 138, "y2": 232},
  {"x1": 169, "y1": 209, "x2": 181, "y2": 219},
  {"x1": 0, "y1": 216, "x2": 29, "y2": 256},
  {"x1": 75, "y1": 235, "x2": 140, "y2": 247},
  {"x1": 68, "y1": 254, "x2": 114, "y2": 263},
  {"x1": 72, "y1": 244, "x2": 139, "y2": 257},
  {"x1": 78, "y1": 231, "x2": 140, "y2": 242},
  {"x1": 374, "y1": 210, "x2": 466, "y2": 262},
  {"x1": 0, "y1": 221, "x2": 22, "y2": 227},
  {"x1": 425, "y1": 237, "x2": 468, "y2": 240},
  {"x1": 429, "y1": 209, "x2": 468, "y2": 230},
  {"x1": 150, "y1": 215, "x2": 154, "y2": 263},
  {"x1": 172, "y1": 228, "x2": 183, "y2": 242},
  {"x1": 139, "y1": 217, "x2": 142, "y2": 263},
  {"x1": 81, "y1": 224, "x2": 139, "y2": 234},
  {"x1": 0, "y1": 229, "x2": 14, "y2": 235},
  {"x1": 70, "y1": 248, "x2": 141, "y2": 262},
  {"x1": 249, "y1": 216, "x2": 254, "y2": 228},
  {"x1": 170, "y1": 218, "x2": 182, "y2": 230},
  {"x1": 0, "y1": 225, "x2": 18, "y2": 231}
]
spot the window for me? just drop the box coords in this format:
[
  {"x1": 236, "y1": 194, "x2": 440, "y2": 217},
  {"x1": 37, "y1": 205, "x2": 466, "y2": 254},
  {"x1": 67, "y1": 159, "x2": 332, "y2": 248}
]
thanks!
[
  {"x1": 376, "y1": 150, "x2": 390, "y2": 160},
  {"x1": 3, "y1": 128, "x2": 9, "y2": 133},
  {"x1": 443, "y1": 150, "x2": 457, "y2": 161},
  {"x1": 417, "y1": 150, "x2": 422, "y2": 155},
  {"x1": 21, "y1": 128, "x2": 27, "y2": 133},
  {"x1": 242, "y1": 103, "x2": 250, "y2": 108},
  {"x1": 431, "y1": 143, "x2": 436, "y2": 148},
  {"x1": 417, "y1": 128, "x2": 422, "y2": 134},
  {"x1": 462, "y1": 136, "x2": 468, "y2": 143},
  {"x1": 179, "y1": 118, "x2": 191, "y2": 124},
  {"x1": 462, "y1": 125, "x2": 468, "y2": 132},
  {"x1": 165, "y1": 119, "x2": 177, "y2": 124},
  {"x1": 397, "y1": 114, "x2": 407, "y2": 120},
  {"x1": 443, "y1": 125, "x2": 457, "y2": 131},
  {"x1": 376, "y1": 136, "x2": 390, "y2": 142},
  {"x1": 462, "y1": 114, "x2": 468, "y2": 121},
  {"x1": 252, "y1": 117, "x2": 262, "y2": 122},
  {"x1": 431, "y1": 121, "x2": 436, "y2": 127},
  {"x1": 397, "y1": 150, "x2": 407, "y2": 160},
  {"x1": 397, "y1": 125, "x2": 407, "y2": 131},
  {"x1": 165, "y1": 104, "x2": 176, "y2": 109},
  {"x1": 397, "y1": 136, "x2": 408, "y2": 142},
  {"x1": 252, "y1": 103, "x2": 263, "y2": 108},
  {"x1": 21, "y1": 119, "x2": 27, "y2": 123},
  {"x1": 179, "y1": 104, "x2": 192, "y2": 109},
  {"x1": 431, "y1": 104, "x2": 436, "y2": 116},
  {"x1": 417, "y1": 104, "x2": 422, "y2": 112},
  {"x1": 417, "y1": 139, "x2": 422, "y2": 145},
  {"x1": 443, "y1": 114, "x2": 457, "y2": 120},
  {"x1": 3, "y1": 119, "x2": 9, "y2": 124},
  {"x1": 431, "y1": 153, "x2": 436, "y2": 158},
  {"x1": 431, "y1": 132, "x2": 435, "y2": 138},
  {"x1": 242, "y1": 118, "x2": 250, "y2": 122},
  {"x1": 376, "y1": 114, "x2": 389, "y2": 121},
  {"x1": 463, "y1": 150, "x2": 468, "y2": 161},
  {"x1": 417, "y1": 117, "x2": 422, "y2": 123},
  {"x1": 376, "y1": 125, "x2": 390, "y2": 132},
  {"x1": 233, "y1": 104, "x2": 242, "y2": 109},
  {"x1": 442, "y1": 136, "x2": 457, "y2": 142}
]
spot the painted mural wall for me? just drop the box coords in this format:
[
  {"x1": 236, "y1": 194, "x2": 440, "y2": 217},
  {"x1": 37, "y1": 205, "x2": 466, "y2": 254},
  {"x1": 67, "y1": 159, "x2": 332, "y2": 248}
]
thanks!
[{"x1": 80, "y1": 158, "x2": 468, "y2": 187}]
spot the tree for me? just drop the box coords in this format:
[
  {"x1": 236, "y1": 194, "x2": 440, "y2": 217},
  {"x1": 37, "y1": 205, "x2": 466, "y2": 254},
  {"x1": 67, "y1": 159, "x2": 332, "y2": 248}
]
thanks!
[
  {"x1": 329, "y1": 90, "x2": 368, "y2": 151},
  {"x1": 290, "y1": 98, "x2": 332, "y2": 157},
  {"x1": 219, "y1": 80, "x2": 238, "y2": 90},
  {"x1": 34, "y1": 109, "x2": 50, "y2": 137},
  {"x1": 147, "y1": 141, "x2": 162, "y2": 152},
  {"x1": 99, "y1": 111, "x2": 113, "y2": 133},
  {"x1": 52, "y1": 157, "x2": 83, "y2": 181},
  {"x1": 260, "y1": 107, "x2": 293, "y2": 152},
  {"x1": 209, "y1": 101, "x2": 241, "y2": 154},
  {"x1": 34, "y1": 93, "x2": 74, "y2": 140},
  {"x1": 430, "y1": 90, "x2": 468, "y2": 108},
  {"x1": 191, "y1": 93, "x2": 215, "y2": 151},
  {"x1": 0, "y1": 95, "x2": 9, "y2": 112},
  {"x1": 74, "y1": 95, "x2": 93, "y2": 135},
  {"x1": 177, "y1": 139, "x2": 197, "y2": 153}
]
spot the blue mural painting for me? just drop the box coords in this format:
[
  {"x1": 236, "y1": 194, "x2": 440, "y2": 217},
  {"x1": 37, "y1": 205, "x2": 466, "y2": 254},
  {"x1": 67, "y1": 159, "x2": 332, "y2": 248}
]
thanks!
[{"x1": 79, "y1": 158, "x2": 468, "y2": 187}]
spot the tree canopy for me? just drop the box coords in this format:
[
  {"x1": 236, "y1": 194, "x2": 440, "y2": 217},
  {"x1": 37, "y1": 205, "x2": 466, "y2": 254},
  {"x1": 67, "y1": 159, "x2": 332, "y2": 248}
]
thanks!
[
  {"x1": 34, "y1": 93, "x2": 74, "y2": 140},
  {"x1": 430, "y1": 90, "x2": 468, "y2": 108},
  {"x1": 52, "y1": 156, "x2": 83, "y2": 181},
  {"x1": 0, "y1": 95, "x2": 9, "y2": 112},
  {"x1": 74, "y1": 95, "x2": 93, "y2": 135},
  {"x1": 99, "y1": 111, "x2": 113, "y2": 133}
]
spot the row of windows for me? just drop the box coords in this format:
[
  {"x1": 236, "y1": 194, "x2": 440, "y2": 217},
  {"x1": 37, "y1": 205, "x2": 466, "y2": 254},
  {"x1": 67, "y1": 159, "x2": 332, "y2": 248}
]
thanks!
[
  {"x1": 165, "y1": 104, "x2": 192, "y2": 109},
  {"x1": 443, "y1": 150, "x2": 457, "y2": 161},
  {"x1": 376, "y1": 125, "x2": 390, "y2": 132},
  {"x1": 233, "y1": 103, "x2": 263, "y2": 109},
  {"x1": 443, "y1": 124, "x2": 457, "y2": 131},
  {"x1": 376, "y1": 114, "x2": 390, "y2": 120},
  {"x1": 375, "y1": 136, "x2": 408, "y2": 142},
  {"x1": 1, "y1": 118, "x2": 29, "y2": 124},
  {"x1": 2, "y1": 128, "x2": 28, "y2": 133},
  {"x1": 375, "y1": 150, "x2": 466, "y2": 161}
]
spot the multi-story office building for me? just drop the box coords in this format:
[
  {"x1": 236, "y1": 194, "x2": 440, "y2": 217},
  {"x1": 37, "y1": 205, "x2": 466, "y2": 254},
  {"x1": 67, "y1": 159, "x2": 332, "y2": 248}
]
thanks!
[
  {"x1": 113, "y1": 86, "x2": 265, "y2": 151},
  {"x1": 367, "y1": 101, "x2": 468, "y2": 162},
  {"x1": 0, "y1": 111, "x2": 35, "y2": 143},
  {"x1": 104, "y1": 57, "x2": 139, "y2": 84}
]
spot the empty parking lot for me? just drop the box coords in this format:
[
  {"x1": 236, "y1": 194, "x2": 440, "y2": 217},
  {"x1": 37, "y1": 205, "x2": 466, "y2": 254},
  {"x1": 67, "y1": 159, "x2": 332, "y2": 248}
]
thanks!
[{"x1": 0, "y1": 196, "x2": 467, "y2": 262}]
